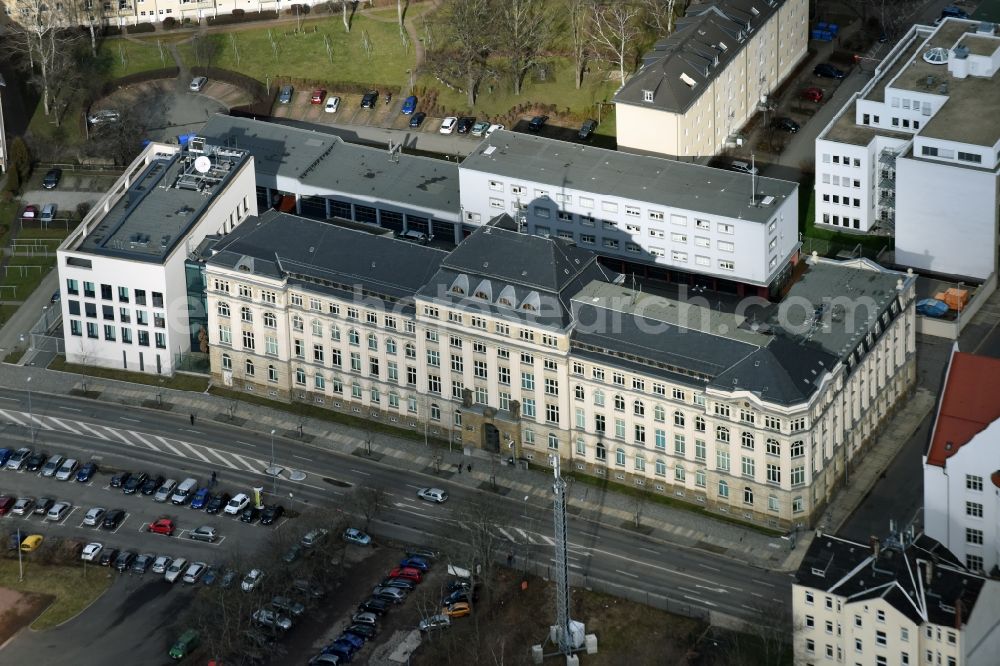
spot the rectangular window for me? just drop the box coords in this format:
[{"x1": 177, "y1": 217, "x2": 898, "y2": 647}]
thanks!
[
  {"x1": 967, "y1": 474, "x2": 984, "y2": 491},
  {"x1": 966, "y1": 528, "x2": 984, "y2": 545},
  {"x1": 966, "y1": 502, "x2": 983, "y2": 518}
]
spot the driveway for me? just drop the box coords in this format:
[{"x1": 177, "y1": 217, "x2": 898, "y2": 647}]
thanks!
[{"x1": 96, "y1": 79, "x2": 232, "y2": 143}]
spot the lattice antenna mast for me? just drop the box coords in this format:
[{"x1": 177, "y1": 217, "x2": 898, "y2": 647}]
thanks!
[{"x1": 551, "y1": 454, "x2": 572, "y2": 654}]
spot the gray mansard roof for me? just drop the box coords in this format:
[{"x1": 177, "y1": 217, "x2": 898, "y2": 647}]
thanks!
[
  {"x1": 614, "y1": 0, "x2": 785, "y2": 114},
  {"x1": 207, "y1": 210, "x2": 447, "y2": 302}
]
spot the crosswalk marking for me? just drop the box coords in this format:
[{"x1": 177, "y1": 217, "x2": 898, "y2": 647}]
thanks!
[
  {"x1": 47, "y1": 417, "x2": 82, "y2": 435},
  {"x1": 27, "y1": 414, "x2": 54, "y2": 430},
  {"x1": 0, "y1": 409, "x2": 28, "y2": 426},
  {"x1": 205, "y1": 447, "x2": 239, "y2": 469},
  {"x1": 77, "y1": 422, "x2": 109, "y2": 440},
  {"x1": 103, "y1": 427, "x2": 135, "y2": 446},
  {"x1": 178, "y1": 441, "x2": 211, "y2": 463},
  {"x1": 229, "y1": 453, "x2": 260, "y2": 473},
  {"x1": 154, "y1": 436, "x2": 185, "y2": 457},
  {"x1": 128, "y1": 430, "x2": 161, "y2": 452},
  {"x1": 497, "y1": 527, "x2": 516, "y2": 542}
]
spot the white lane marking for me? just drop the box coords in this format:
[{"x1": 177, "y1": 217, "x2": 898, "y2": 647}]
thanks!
[
  {"x1": 58, "y1": 405, "x2": 82, "y2": 411},
  {"x1": 0, "y1": 396, "x2": 19, "y2": 402},
  {"x1": 47, "y1": 417, "x2": 81, "y2": 435},
  {"x1": 350, "y1": 469, "x2": 372, "y2": 476},
  {"x1": 103, "y1": 427, "x2": 134, "y2": 446},
  {"x1": 182, "y1": 429, "x2": 201, "y2": 435},
  {"x1": 236, "y1": 441, "x2": 257, "y2": 448},
  {"x1": 27, "y1": 414, "x2": 54, "y2": 430},
  {"x1": 699, "y1": 563, "x2": 721, "y2": 572},
  {"x1": 129, "y1": 431, "x2": 161, "y2": 452},
  {"x1": 120, "y1": 417, "x2": 140, "y2": 423},
  {"x1": 741, "y1": 604, "x2": 758, "y2": 611},
  {"x1": 293, "y1": 455, "x2": 313, "y2": 461},
  {"x1": 229, "y1": 453, "x2": 260, "y2": 473},
  {"x1": 639, "y1": 547, "x2": 659, "y2": 555},
  {"x1": 751, "y1": 592, "x2": 764, "y2": 598},
  {"x1": 515, "y1": 528, "x2": 529, "y2": 541},
  {"x1": 497, "y1": 527, "x2": 516, "y2": 542},
  {"x1": 154, "y1": 436, "x2": 185, "y2": 457},
  {"x1": 405, "y1": 484, "x2": 423, "y2": 490},
  {"x1": 205, "y1": 448, "x2": 238, "y2": 469},
  {"x1": 771, "y1": 598, "x2": 782, "y2": 603},
  {"x1": 179, "y1": 442, "x2": 211, "y2": 463},
  {"x1": 615, "y1": 569, "x2": 639, "y2": 579},
  {"x1": 539, "y1": 535, "x2": 555, "y2": 546},
  {"x1": 0, "y1": 410, "x2": 28, "y2": 426},
  {"x1": 550, "y1": 559, "x2": 584, "y2": 570},
  {"x1": 684, "y1": 595, "x2": 717, "y2": 607},
  {"x1": 589, "y1": 545, "x2": 743, "y2": 592},
  {"x1": 395, "y1": 507, "x2": 443, "y2": 522},
  {"x1": 752, "y1": 579, "x2": 776, "y2": 587},
  {"x1": 77, "y1": 422, "x2": 109, "y2": 440}
]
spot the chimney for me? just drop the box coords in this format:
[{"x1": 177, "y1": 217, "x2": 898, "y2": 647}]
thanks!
[
  {"x1": 954, "y1": 598, "x2": 963, "y2": 629},
  {"x1": 870, "y1": 535, "x2": 880, "y2": 559}
]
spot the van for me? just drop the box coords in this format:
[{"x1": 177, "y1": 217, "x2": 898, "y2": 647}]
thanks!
[
  {"x1": 398, "y1": 229, "x2": 432, "y2": 244},
  {"x1": 168, "y1": 629, "x2": 199, "y2": 659},
  {"x1": 154, "y1": 479, "x2": 178, "y2": 503},
  {"x1": 40, "y1": 203, "x2": 57, "y2": 223},
  {"x1": 41, "y1": 454, "x2": 65, "y2": 478},
  {"x1": 171, "y1": 477, "x2": 198, "y2": 505}
]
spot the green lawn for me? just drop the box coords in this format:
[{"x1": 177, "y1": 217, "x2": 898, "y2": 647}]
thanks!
[
  {"x1": 177, "y1": 15, "x2": 416, "y2": 87},
  {"x1": 798, "y1": 185, "x2": 892, "y2": 256},
  {"x1": 0, "y1": 254, "x2": 56, "y2": 298},
  {"x1": 48, "y1": 355, "x2": 209, "y2": 391},
  {"x1": 0, "y1": 558, "x2": 112, "y2": 630},
  {"x1": 98, "y1": 38, "x2": 175, "y2": 79}
]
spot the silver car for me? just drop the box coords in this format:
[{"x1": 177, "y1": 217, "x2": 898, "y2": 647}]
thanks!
[
  {"x1": 253, "y1": 608, "x2": 292, "y2": 632},
  {"x1": 46, "y1": 501, "x2": 71, "y2": 521},
  {"x1": 151, "y1": 554, "x2": 173, "y2": 574},
  {"x1": 11, "y1": 497, "x2": 34, "y2": 516},
  {"x1": 55, "y1": 458, "x2": 78, "y2": 481},
  {"x1": 6, "y1": 447, "x2": 31, "y2": 470},
  {"x1": 189, "y1": 76, "x2": 207, "y2": 92},
  {"x1": 83, "y1": 506, "x2": 106, "y2": 526},
  {"x1": 182, "y1": 561, "x2": 207, "y2": 584}
]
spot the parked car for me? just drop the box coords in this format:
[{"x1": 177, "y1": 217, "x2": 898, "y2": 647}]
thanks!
[
  {"x1": 102, "y1": 508, "x2": 126, "y2": 529},
  {"x1": 81, "y1": 542, "x2": 103, "y2": 562},
  {"x1": 814, "y1": 63, "x2": 846, "y2": 79},
  {"x1": 771, "y1": 116, "x2": 800, "y2": 133},
  {"x1": 578, "y1": 119, "x2": 598, "y2": 140},
  {"x1": 253, "y1": 608, "x2": 292, "y2": 631},
  {"x1": 148, "y1": 518, "x2": 175, "y2": 536},
  {"x1": 343, "y1": 528, "x2": 371, "y2": 546},
  {"x1": 151, "y1": 554, "x2": 173, "y2": 574},
  {"x1": 168, "y1": 629, "x2": 199, "y2": 660},
  {"x1": 372, "y1": 586, "x2": 407, "y2": 603},
  {"x1": 443, "y1": 601, "x2": 471, "y2": 618},
  {"x1": 165, "y1": 557, "x2": 188, "y2": 583},
  {"x1": 417, "y1": 487, "x2": 448, "y2": 503},
  {"x1": 456, "y1": 117, "x2": 476, "y2": 134},
  {"x1": 471, "y1": 120, "x2": 490, "y2": 137},
  {"x1": 310, "y1": 89, "x2": 327, "y2": 104},
  {"x1": 399, "y1": 556, "x2": 429, "y2": 571},
  {"x1": 114, "y1": 550, "x2": 136, "y2": 572},
  {"x1": 7, "y1": 447, "x2": 31, "y2": 470},
  {"x1": 486, "y1": 123, "x2": 504, "y2": 137},
  {"x1": 99, "y1": 548, "x2": 119, "y2": 567},
  {"x1": 278, "y1": 85, "x2": 294, "y2": 103},
  {"x1": 41, "y1": 454, "x2": 65, "y2": 478},
  {"x1": 361, "y1": 90, "x2": 379, "y2": 109},
  {"x1": 46, "y1": 501, "x2": 71, "y2": 522},
  {"x1": 109, "y1": 471, "x2": 131, "y2": 488},
  {"x1": 87, "y1": 109, "x2": 121, "y2": 125},
  {"x1": 33, "y1": 498, "x2": 54, "y2": 515},
  {"x1": 76, "y1": 461, "x2": 98, "y2": 483},
  {"x1": 21, "y1": 205, "x2": 39, "y2": 220},
  {"x1": 11, "y1": 497, "x2": 34, "y2": 516},
  {"x1": 132, "y1": 553, "x2": 154, "y2": 574},
  {"x1": 182, "y1": 561, "x2": 208, "y2": 584},
  {"x1": 205, "y1": 492, "x2": 230, "y2": 514},
  {"x1": 357, "y1": 597, "x2": 389, "y2": 616},
  {"x1": 419, "y1": 614, "x2": 450, "y2": 632},
  {"x1": 83, "y1": 507, "x2": 106, "y2": 526},
  {"x1": 189, "y1": 526, "x2": 217, "y2": 543},
  {"x1": 325, "y1": 96, "x2": 341, "y2": 113},
  {"x1": 379, "y1": 577, "x2": 416, "y2": 591},
  {"x1": 301, "y1": 528, "x2": 329, "y2": 548},
  {"x1": 271, "y1": 595, "x2": 306, "y2": 617},
  {"x1": 122, "y1": 471, "x2": 149, "y2": 494},
  {"x1": 189, "y1": 76, "x2": 208, "y2": 91},
  {"x1": 40, "y1": 203, "x2": 57, "y2": 224},
  {"x1": 189, "y1": 487, "x2": 211, "y2": 510},
  {"x1": 42, "y1": 168, "x2": 62, "y2": 189},
  {"x1": 141, "y1": 475, "x2": 165, "y2": 496},
  {"x1": 309, "y1": 652, "x2": 342, "y2": 665},
  {"x1": 225, "y1": 493, "x2": 250, "y2": 515},
  {"x1": 18, "y1": 535, "x2": 42, "y2": 554},
  {"x1": 352, "y1": 611, "x2": 378, "y2": 625},
  {"x1": 0, "y1": 496, "x2": 17, "y2": 516},
  {"x1": 388, "y1": 566, "x2": 423, "y2": 583},
  {"x1": 291, "y1": 578, "x2": 326, "y2": 599},
  {"x1": 405, "y1": 546, "x2": 438, "y2": 560},
  {"x1": 260, "y1": 504, "x2": 284, "y2": 525},
  {"x1": 338, "y1": 631, "x2": 365, "y2": 649},
  {"x1": 801, "y1": 87, "x2": 824, "y2": 102},
  {"x1": 443, "y1": 587, "x2": 479, "y2": 605},
  {"x1": 439, "y1": 116, "x2": 457, "y2": 134},
  {"x1": 154, "y1": 479, "x2": 178, "y2": 503},
  {"x1": 220, "y1": 569, "x2": 238, "y2": 588},
  {"x1": 242, "y1": 568, "x2": 264, "y2": 592},
  {"x1": 408, "y1": 111, "x2": 426, "y2": 128},
  {"x1": 401, "y1": 95, "x2": 417, "y2": 115},
  {"x1": 730, "y1": 160, "x2": 758, "y2": 175},
  {"x1": 283, "y1": 544, "x2": 303, "y2": 564},
  {"x1": 26, "y1": 452, "x2": 48, "y2": 471},
  {"x1": 171, "y1": 478, "x2": 198, "y2": 505},
  {"x1": 528, "y1": 115, "x2": 549, "y2": 131},
  {"x1": 240, "y1": 506, "x2": 260, "y2": 524},
  {"x1": 202, "y1": 567, "x2": 218, "y2": 586}
]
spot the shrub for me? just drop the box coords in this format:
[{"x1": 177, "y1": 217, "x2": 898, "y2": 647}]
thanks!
[
  {"x1": 126, "y1": 22, "x2": 155, "y2": 34},
  {"x1": 207, "y1": 9, "x2": 278, "y2": 25},
  {"x1": 232, "y1": 8, "x2": 245, "y2": 17},
  {"x1": 162, "y1": 16, "x2": 177, "y2": 29}
]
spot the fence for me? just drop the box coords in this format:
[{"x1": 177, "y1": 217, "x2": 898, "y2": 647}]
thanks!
[{"x1": 29, "y1": 306, "x2": 63, "y2": 354}]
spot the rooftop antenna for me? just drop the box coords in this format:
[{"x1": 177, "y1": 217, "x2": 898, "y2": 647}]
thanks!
[
  {"x1": 750, "y1": 152, "x2": 757, "y2": 203},
  {"x1": 387, "y1": 139, "x2": 402, "y2": 164}
]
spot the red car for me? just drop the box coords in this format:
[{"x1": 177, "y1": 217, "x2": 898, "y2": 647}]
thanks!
[
  {"x1": 0, "y1": 496, "x2": 14, "y2": 516},
  {"x1": 802, "y1": 87, "x2": 824, "y2": 102},
  {"x1": 388, "y1": 566, "x2": 423, "y2": 583},
  {"x1": 21, "y1": 205, "x2": 39, "y2": 220},
  {"x1": 148, "y1": 518, "x2": 175, "y2": 536},
  {"x1": 310, "y1": 89, "x2": 326, "y2": 104}
]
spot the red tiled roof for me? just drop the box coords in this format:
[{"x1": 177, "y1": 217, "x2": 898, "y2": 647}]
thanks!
[{"x1": 927, "y1": 351, "x2": 1000, "y2": 467}]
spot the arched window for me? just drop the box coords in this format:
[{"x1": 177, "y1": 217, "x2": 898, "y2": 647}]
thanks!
[
  {"x1": 268, "y1": 365, "x2": 277, "y2": 382},
  {"x1": 593, "y1": 389, "x2": 605, "y2": 407},
  {"x1": 674, "y1": 411, "x2": 685, "y2": 427},
  {"x1": 718, "y1": 479, "x2": 729, "y2": 498},
  {"x1": 312, "y1": 319, "x2": 323, "y2": 336},
  {"x1": 263, "y1": 312, "x2": 277, "y2": 328},
  {"x1": 368, "y1": 333, "x2": 378, "y2": 351},
  {"x1": 653, "y1": 405, "x2": 665, "y2": 422},
  {"x1": 633, "y1": 400, "x2": 645, "y2": 416},
  {"x1": 716, "y1": 426, "x2": 730, "y2": 443},
  {"x1": 315, "y1": 373, "x2": 326, "y2": 390},
  {"x1": 386, "y1": 338, "x2": 397, "y2": 354},
  {"x1": 741, "y1": 432, "x2": 755, "y2": 450},
  {"x1": 217, "y1": 302, "x2": 230, "y2": 317},
  {"x1": 614, "y1": 394, "x2": 625, "y2": 411},
  {"x1": 221, "y1": 353, "x2": 232, "y2": 370},
  {"x1": 595, "y1": 443, "x2": 607, "y2": 461},
  {"x1": 295, "y1": 368, "x2": 306, "y2": 385},
  {"x1": 330, "y1": 325, "x2": 341, "y2": 342},
  {"x1": 292, "y1": 315, "x2": 303, "y2": 332},
  {"x1": 634, "y1": 454, "x2": 645, "y2": 472},
  {"x1": 655, "y1": 459, "x2": 666, "y2": 476},
  {"x1": 675, "y1": 464, "x2": 685, "y2": 482},
  {"x1": 743, "y1": 487, "x2": 754, "y2": 505},
  {"x1": 241, "y1": 306, "x2": 252, "y2": 323},
  {"x1": 349, "y1": 329, "x2": 360, "y2": 345},
  {"x1": 244, "y1": 359, "x2": 255, "y2": 376},
  {"x1": 575, "y1": 385, "x2": 585, "y2": 400},
  {"x1": 405, "y1": 343, "x2": 416, "y2": 359},
  {"x1": 615, "y1": 447, "x2": 626, "y2": 466}
]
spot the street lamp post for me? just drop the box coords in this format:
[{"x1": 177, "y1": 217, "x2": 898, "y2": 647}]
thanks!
[
  {"x1": 26, "y1": 376, "x2": 34, "y2": 443},
  {"x1": 269, "y1": 428, "x2": 277, "y2": 495},
  {"x1": 0, "y1": 74, "x2": 8, "y2": 175}
]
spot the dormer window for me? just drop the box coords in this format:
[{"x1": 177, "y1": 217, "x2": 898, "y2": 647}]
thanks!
[
  {"x1": 522, "y1": 303, "x2": 537, "y2": 311},
  {"x1": 451, "y1": 286, "x2": 465, "y2": 294},
  {"x1": 449, "y1": 274, "x2": 469, "y2": 296},
  {"x1": 643, "y1": 89, "x2": 654, "y2": 103},
  {"x1": 475, "y1": 291, "x2": 489, "y2": 300},
  {"x1": 498, "y1": 297, "x2": 513, "y2": 307}
]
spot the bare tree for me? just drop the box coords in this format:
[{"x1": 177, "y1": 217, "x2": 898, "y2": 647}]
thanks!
[
  {"x1": 351, "y1": 485, "x2": 389, "y2": 532},
  {"x1": 397, "y1": 0, "x2": 407, "y2": 33},
  {"x1": 497, "y1": 0, "x2": 552, "y2": 95},
  {"x1": 639, "y1": 0, "x2": 679, "y2": 36},
  {"x1": 566, "y1": 0, "x2": 591, "y2": 89},
  {"x1": 432, "y1": 0, "x2": 497, "y2": 107},
  {"x1": 631, "y1": 494, "x2": 644, "y2": 528},
  {"x1": 342, "y1": 0, "x2": 352, "y2": 33},
  {"x1": 587, "y1": 0, "x2": 642, "y2": 87}
]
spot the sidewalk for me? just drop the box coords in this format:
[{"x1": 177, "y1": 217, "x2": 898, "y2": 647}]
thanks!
[{"x1": 0, "y1": 356, "x2": 934, "y2": 572}]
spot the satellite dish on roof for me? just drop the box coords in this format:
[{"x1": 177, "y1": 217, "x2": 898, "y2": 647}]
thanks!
[{"x1": 194, "y1": 156, "x2": 212, "y2": 173}]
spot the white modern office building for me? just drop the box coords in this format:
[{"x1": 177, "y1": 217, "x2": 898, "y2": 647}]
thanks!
[
  {"x1": 924, "y1": 347, "x2": 1000, "y2": 575},
  {"x1": 793, "y1": 530, "x2": 1000, "y2": 666},
  {"x1": 204, "y1": 208, "x2": 916, "y2": 529},
  {"x1": 459, "y1": 130, "x2": 800, "y2": 297},
  {"x1": 56, "y1": 138, "x2": 256, "y2": 375},
  {"x1": 614, "y1": 0, "x2": 808, "y2": 159},
  {"x1": 813, "y1": 18, "x2": 1000, "y2": 280}
]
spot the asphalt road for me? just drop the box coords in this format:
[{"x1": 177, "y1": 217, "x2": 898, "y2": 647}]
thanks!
[{"x1": 0, "y1": 387, "x2": 791, "y2": 630}]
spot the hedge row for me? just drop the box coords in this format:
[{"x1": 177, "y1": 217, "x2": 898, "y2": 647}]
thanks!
[
  {"x1": 274, "y1": 78, "x2": 403, "y2": 96},
  {"x1": 207, "y1": 9, "x2": 278, "y2": 26},
  {"x1": 126, "y1": 22, "x2": 155, "y2": 34}
]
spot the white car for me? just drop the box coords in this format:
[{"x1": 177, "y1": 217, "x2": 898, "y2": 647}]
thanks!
[
  {"x1": 242, "y1": 568, "x2": 264, "y2": 592},
  {"x1": 225, "y1": 493, "x2": 250, "y2": 515},
  {"x1": 46, "y1": 501, "x2": 71, "y2": 521},
  {"x1": 324, "y1": 96, "x2": 340, "y2": 113},
  {"x1": 151, "y1": 554, "x2": 173, "y2": 574},
  {"x1": 55, "y1": 458, "x2": 78, "y2": 481},
  {"x1": 82, "y1": 507, "x2": 106, "y2": 527},
  {"x1": 485, "y1": 123, "x2": 504, "y2": 137},
  {"x1": 165, "y1": 557, "x2": 188, "y2": 583},
  {"x1": 81, "y1": 542, "x2": 103, "y2": 562},
  {"x1": 182, "y1": 561, "x2": 207, "y2": 584},
  {"x1": 417, "y1": 487, "x2": 448, "y2": 503},
  {"x1": 439, "y1": 117, "x2": 458, "y2": 134},
  {"x1": 189, "y1": 76, "x2": 207, "y2": 92}
]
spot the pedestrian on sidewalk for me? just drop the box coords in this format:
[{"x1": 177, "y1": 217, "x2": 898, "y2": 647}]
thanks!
[
  {"x1": 190, "y1": 413, "x2": 195, "y2": 425},
  {"x1": 211, "y1": 471, "x2": 217, "y2": 487},
  {"x1": 457, "y1": 464, "x2": 462, "y2": 474},
  {"x1": 467, "y1": 463, "x2": 472, "y2": 473},
  {"x1": 507, "y1": 551, "x2": 514, "y2": 567}
]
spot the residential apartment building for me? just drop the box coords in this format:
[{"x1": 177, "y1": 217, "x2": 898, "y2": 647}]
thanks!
[
  {"x1": 56, "y1": 137, "x2": 256, "y2": 375},
  {"x1": 614, "y1": 0, "x2": 808, "y2": 159},
  {"x1": 793, "y1": 530, "x2": 1000, "y2": 666},
  {"x1": 459, "y1": 130, "x2": 800, "y2": 297},
  {"x1": 2, "y1": 0, "x2": 317, "y2": 26},
  {"x1": 814, "y1": 18, "x2": 1000, "y2": 280},
  {"x1": 204, "y1": 211, "x2": 916, "y2": 530},
  {"x1": 199, "y1": 115, "x2": 464, "y2": 243},
  {"x1": 924, "y1": 348, "x2": 1000, "y2": 575}
]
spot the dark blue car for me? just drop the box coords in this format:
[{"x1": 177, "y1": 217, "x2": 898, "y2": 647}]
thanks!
[
  {"x1": 190, "y1": 487, "x2": 211, "y2": 510},
  {"x1": 338, "y1": 632, "x2": 365, "y2": 649},
  {"x1": 0, "y1": 449, "x2": 11, "y2": 468},
  {"x1": 322, "y1": 644, "x2": 353, "y2": 662},
  {"x1": 400, "y1": 95, "x2": 417, "y2": 115},
  {"x1": 76, "y1": 461, "x2": 98, "y2": 482},
  {"x1": 399, "y1": 556, "x2": 429, "y2": 572}
]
